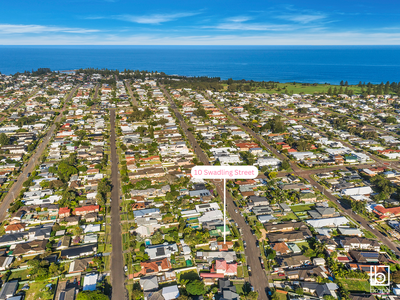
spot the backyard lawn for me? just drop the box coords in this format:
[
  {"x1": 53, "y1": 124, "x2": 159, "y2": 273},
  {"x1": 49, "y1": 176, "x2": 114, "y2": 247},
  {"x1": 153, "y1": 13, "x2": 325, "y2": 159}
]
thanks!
[
  {"x1": 171, "y1": 256, "x2": 188, "y2": 269},
  {"x1": 237, "y1": 264, "x2": 249, "y2": 278},
  {"x1": 341, "y1": 278, "x2": 370, "y2": 292},
  {"x1": 274, "y1": 290, "x2": 288, "y2": 300},
  {"x1": 8, "y1": 268, "x2": 31, "y2": 281},
  {"x1": 22, "y1": 279, "x2": 58, "y2": 300},
  {"x1": 290, "y1": 204, "x2": 315, "y2": 212},
  {"x1": 234, "y1": 283, "x2": 244, "y2": 294},
  {"x1": 278, "y1": 212, "x2": 298, "y2": 221}
]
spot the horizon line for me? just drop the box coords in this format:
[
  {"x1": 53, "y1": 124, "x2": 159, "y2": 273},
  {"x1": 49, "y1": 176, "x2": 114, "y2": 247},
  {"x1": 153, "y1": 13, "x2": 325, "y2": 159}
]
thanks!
[{"x1": 1, "y1": 44, "x2": 400, "y2": 46}]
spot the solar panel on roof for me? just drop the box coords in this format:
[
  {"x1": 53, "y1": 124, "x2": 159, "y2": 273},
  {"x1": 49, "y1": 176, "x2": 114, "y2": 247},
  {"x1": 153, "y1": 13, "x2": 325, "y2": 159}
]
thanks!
[
  {"x1": 361, "y1": 252, "x2": 379, "y2": 257},
  {"x1": 156, "y1": 248, "x2": 165, "y2": 256}
]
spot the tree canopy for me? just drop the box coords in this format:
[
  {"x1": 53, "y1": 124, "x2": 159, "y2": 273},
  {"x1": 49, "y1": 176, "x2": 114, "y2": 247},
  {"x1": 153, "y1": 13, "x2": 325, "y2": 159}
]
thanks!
[
  {"x1": 76, "y1": 291, "x2": 109, "y2": 300},
  {"x1": 0, "y1": 133, "x2": 9, "y2": 146},
  {"x1": 186, "y1": 280, "x2": 207, "y2": 296}
]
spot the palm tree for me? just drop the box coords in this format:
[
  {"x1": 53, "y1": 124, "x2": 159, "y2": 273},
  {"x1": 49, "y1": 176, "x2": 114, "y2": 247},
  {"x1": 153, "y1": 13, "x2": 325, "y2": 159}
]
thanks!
[{"x1": 180, "y1": 279, "x2": 189, "y2": 289}]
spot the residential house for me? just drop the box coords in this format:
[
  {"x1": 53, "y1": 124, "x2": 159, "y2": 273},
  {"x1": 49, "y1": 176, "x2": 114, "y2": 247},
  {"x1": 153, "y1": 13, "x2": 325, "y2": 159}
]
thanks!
[
  {"x1": 145, "y1": 244, "x2": 178, "y2": 260},
  {"x1": 58, "y1": 207, "x2": 71, "y2": 218},
  {"x1": 134, "y1": 258, "x2": 171, "y2": 277},
  {"x1": 306, "y1": 216, "x2": 348, "y2": 228},
  {"x1": 340, "y1": 237, "x2": 380, "y2": 252},
  {"x1": 213, "y1": 259, "x2": 238, "y2": 276},
  {"x1": 74, "y1": 205, "x2": 99, "y2": 216},
  {"x1": 267, "y1": 228, "x2": 312, "y2": 243},
  {"x1": 276, "y1": 254, "x2": 310, "y2": 269},
  {"x1": 60, "y1": 243, "x2": 97, "y2": 259},
  {"x1": 13, "y1": 240, "x2": 47, "y2": 257},
  {"x1": 264, "y1": 221, "x2": 307, "y2": 233},
  {"x1": 140, "y1": 276, "x2": 159, "y2": 292},
  {"x1": 299, "y1": 282, "x2": 339, "y2": 298},
  {"x1": 270, "y1": 242, "x2": 290, "y2": 255},
  {"x1": 162, "y1": 285, "x2": 180, "y2": 300},
  {"x1": 196, "y1": 251, "x2": 237, "y2": 263},
  {"x1": 0, "y1": 280, "x2": 18, "y2": 300}
]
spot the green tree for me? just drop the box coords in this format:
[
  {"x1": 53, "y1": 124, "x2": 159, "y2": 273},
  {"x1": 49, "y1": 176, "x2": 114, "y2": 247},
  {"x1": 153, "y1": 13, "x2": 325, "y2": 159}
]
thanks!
[
  {"x1": 186, "y1": 280, "x2": 207, "y2": 296},
  {"x1": 268, "y1": 171, "x2": 277, "y2": 179},
  {"x1": 151, "y1": 231, "x2": 164, "y2": 245},
  {"x1": 97, "y1": 178, "x2": 112, "y2": 206},
  {"x1": 247, "y1": 291, "x2": 259, "y2": 300},
  {"x1": 392, "y1": 270, "x2": 400, "y2": 284},
  {"x1": 57, "y1": 161, "x2": 78, "y2": 182},
  {"x1": 385, "y1": 116, "x2": 397, "y2": 124},
  {"x1": 76, "y1": 291, "x2": 109, "y2": 300},
  {"x1": 73, "y1": 226, "x2": 83, "y2": 236},
  {"x1": 49, "y1": 263, "x2": 60, "y2": 276},
  {"x1": 131, "y1": 282, "x2": 143, "y2": 300},
  {"x1": 295, "y1": 288, "x2": 304, "y2": 295},
  {"x1": 0, "y1": 133, "x2": 9, "y2": 146},
  {"x1": 281, "y1": 160, "x2": 290, "y2": 170}
]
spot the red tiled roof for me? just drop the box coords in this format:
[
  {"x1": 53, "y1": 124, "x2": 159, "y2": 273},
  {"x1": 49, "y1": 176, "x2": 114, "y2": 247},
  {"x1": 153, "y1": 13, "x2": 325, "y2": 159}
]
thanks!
[
  {"x1": 234, "y1": 179, "x2": 256, "y2": 185},
  {"x1": 75, "y1": 205, "x2": 99, "y2": 213},
  {"x1": 235, "y1": 142, "x2": 259, "y2": 149},
  {"x1": 200, "y1": 273, "x2": 224, "y2": 278},
  {"x1": 5, "y1": 223, "x2": 25, "y2": 232},
  {"x1": 59, "y1": 207, "x2": 70, "y2": 214},
  {"x1": 374, "y1": 205, "x2": 400, "y2": 217}
]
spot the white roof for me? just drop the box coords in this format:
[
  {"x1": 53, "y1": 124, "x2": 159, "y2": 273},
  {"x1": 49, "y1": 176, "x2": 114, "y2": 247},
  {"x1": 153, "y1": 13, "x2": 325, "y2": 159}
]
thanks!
[
  {"x1": 306, "y1": 216, "x2": 348, "y2": 228},
  {"x1": 83, "y1": 234, "x2": 98, "y2": 244},
  {"x1": 341, "y1": 186, "x2": 373, "y2": 196},
  {"x1": 83, "y1": 273, "x2": 98, "y2": 291},
  {"x1": 162, "y1": 285, "x2": 180, "y2": 300},
  {"x1": 55, "y1": 230, "x2": 65, "y2": 236},
  {"x1": 83, "y1": 224, "x2": 101, "y2": 233},
  {"x1": 338, "y1": 227, "x2": 363, "y2": 236},
  {"x1": 198, "y1": 210, "x2": 223, "y2": 223}
]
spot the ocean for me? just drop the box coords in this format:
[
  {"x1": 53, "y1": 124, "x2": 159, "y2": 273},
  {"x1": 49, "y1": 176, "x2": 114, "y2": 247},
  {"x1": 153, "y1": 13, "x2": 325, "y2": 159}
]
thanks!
[{"x1": 1, "y1": 45, "x2": 400, "y2": 84}]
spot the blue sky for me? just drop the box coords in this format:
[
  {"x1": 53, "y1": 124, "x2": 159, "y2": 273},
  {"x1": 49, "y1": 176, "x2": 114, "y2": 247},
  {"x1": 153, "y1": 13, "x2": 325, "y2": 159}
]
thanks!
[{"x1": 2, "y1": 0, "x2": 400, "y2": 45}]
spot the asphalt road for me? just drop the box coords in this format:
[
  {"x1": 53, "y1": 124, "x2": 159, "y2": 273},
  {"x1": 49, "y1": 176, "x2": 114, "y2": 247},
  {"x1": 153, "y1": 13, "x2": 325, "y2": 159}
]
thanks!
[
  {"x1": 306, "y1": 173, "x2": 400, "y2": 255},
  {"x1": 0, "y1": 89, "x2": 38, "y2": 123},
  {"x1": 94, "y1": 84, "x2": 100, "y2": 100},
  {"x1": 161, "y1": 86, "x2": 270, "y2": 299},
  {"x1": 263, "y1": 102, "x2": 400, "y2": 171},
  {"x1": 125, "y1": 80, "x2": 138, "y2": 106},
  {"x1": 109, "y1": 109, "x2": 127, "y2": 300},
  {"x1": 214, "y1": 98, "x2": 400, "y2": 256},
  {"x1": 0, "y1": 86, "x2": 79, "y2": 223}
]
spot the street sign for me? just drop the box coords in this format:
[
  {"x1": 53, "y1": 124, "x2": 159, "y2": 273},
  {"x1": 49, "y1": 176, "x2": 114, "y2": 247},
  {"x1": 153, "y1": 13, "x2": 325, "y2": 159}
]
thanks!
[{"x1": 191, "y1": 166, "x2": 258, "y2": 243}]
